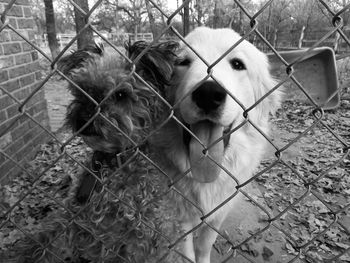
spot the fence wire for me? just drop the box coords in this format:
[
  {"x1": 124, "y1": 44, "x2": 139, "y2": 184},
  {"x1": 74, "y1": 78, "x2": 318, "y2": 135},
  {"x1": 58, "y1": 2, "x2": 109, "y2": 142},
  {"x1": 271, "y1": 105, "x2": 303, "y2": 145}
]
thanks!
[{"x1": 0, "y1": 0, "x2": 350, "y2": 262}]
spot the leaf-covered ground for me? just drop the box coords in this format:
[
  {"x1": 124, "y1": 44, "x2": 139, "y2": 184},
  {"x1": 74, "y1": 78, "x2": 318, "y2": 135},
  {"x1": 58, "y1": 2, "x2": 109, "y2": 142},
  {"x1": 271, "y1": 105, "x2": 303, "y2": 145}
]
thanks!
[
  {"x1": 212, "y1": 62, "x2": 350, "y2": 262},
  {"x1": 257, "y1": 97, "x2": 350, "y2": 262},
  {"x1": 0, "y1": 134, "x2": 91, "y2": 255}
]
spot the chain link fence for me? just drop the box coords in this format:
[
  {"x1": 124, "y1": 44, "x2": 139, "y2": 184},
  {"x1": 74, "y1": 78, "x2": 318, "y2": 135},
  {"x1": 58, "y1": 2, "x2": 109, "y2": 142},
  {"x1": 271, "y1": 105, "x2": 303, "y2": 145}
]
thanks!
[{"x1": 0, "y1": 0, "x2": 350, "y2": 262}]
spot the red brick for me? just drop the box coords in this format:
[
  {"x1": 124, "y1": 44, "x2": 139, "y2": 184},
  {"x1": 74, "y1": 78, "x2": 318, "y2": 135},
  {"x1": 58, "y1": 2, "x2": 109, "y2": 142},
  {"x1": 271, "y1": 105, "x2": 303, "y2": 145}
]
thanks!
[
  {"x1": 1, "y1": 78, "x2": 20, "y2": 93},
  {"x1": 15, "y1": 52, "x2": 31, "y2": 65},
  {"x1": 0, "y1": 115, "x2": 20, "y2": 134},
  {"x1": 6, "y1": 5, "x2": 23, "y2": 17},
  {"x1": 30, "y1": 100, "x2": 47, "y2": 114},
  {"x1": 0, "y1": 160, "x2": 13, "y2": 182},
  {"x1": 6, "y1": 103, "x2": 20, "y2": 118},
  {"x1": 17, "y1": 18, "x2": 34, "y2": 29},
  {"x1": 33, "y1": 110, "x2": 49, "y2": 124},
  {"x1": 35, "y1": 71, "x2": 42, "y2": 80},
  {"x1": 8, "y1": 18, "x2": 17, "y2": 29},
  {"x1": 15, "y1": 0, "x2": 30, "y2": 5},
  {"x1": 13, "y1": 86, "x2": 30, "y2": 100},
  {"x1": 31, "y1": 51, "x2": 38, "y2": 61},
  {"x1": 0, "y1": 150, "x2": 5, "y2": 164},
  {"x1": 0, "y1": 95, "x2": 14, "y2": 110},
  {"x1": 0, "y1": 56, "x2": 14, "y2": 68},
  {"x1": 9, "y1": 30, "x2": 27, "y2": 41},
  {"x1": 0, "y1": 131, "x2": 12, "y2": 151},
  {"x1": 20, "y1": 73, "x2": 35, "y2": 87},
  {"x1": 29, "y1": 82, "x2": 40, "y2": 93},
  {"x1": 4, "y1": 136, "x2": 24, "y2": 156},
  {"x1": 32, "y1": 129, "x2": 50, "y2": 145},
  {"x1": 0, "y1": 31, "x2": 10, "y2": 42},
  {"x1": 11, "y1": 120, "x2": 30, "y2": 140},
  {"x1": 16, "y1": 140, "x2": 35, "y2": 161},
  {"x1": 22, "y1": 126, "x2": 38, "y2": 144},
  {"x1": 0, "y1": 109, "x2": 6, "y2": 122},
  {"x1": 3, "y1": 42, "x2": 21, "y2": 55},
  {"x1": 0, "y1": 69, "x2": 9, "y2": 83},
  {"x1": 21, "y1": 42, "x2": 34, "y2": 52},
  {"x1": 26, "y1": 90, "x2": 43, "y2": 107},
  {"x1": 24, "y1": 61, "x2": 40, "y2": 74},
  {"x1": 18, "y1": 112, "x2": 30, "y2": 124},
  {"x1": 9, "y1": 64, "x2": 26, "y2": 78},
  {"x1": 23, "y1": 6, "x2": 31, "y2": 17},
  {"x1": 28, "y1": 30, "x2": 35, "y2": 41}
]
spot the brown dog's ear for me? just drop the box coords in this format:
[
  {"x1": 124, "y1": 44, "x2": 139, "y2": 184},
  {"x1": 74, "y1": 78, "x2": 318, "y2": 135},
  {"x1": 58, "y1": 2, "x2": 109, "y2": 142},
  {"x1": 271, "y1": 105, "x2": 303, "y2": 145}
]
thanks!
[
  {"x1": 57, "y1": 43, "x2": 104, "y2": 75},
  {"x1": 126, "y1": 41, "x2": 178, "y2": 87}
]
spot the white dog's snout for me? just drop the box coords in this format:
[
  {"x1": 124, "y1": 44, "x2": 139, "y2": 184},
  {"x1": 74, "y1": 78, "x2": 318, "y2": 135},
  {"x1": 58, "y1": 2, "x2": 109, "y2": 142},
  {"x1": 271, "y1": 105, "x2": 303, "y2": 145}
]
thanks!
[{"x1": 191, "y1": 81, "x2": 227, "y2": 114}]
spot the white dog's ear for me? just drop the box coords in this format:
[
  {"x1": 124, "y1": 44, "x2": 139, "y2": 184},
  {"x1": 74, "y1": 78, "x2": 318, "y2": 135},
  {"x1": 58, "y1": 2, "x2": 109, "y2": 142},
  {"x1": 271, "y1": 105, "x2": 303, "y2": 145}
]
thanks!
[
  {"x1": 249, "y1": 54, "x2": 281, "y2": 129},
  {"x1": 260, "y1": 71, "x2": 281, "y2": 116}
]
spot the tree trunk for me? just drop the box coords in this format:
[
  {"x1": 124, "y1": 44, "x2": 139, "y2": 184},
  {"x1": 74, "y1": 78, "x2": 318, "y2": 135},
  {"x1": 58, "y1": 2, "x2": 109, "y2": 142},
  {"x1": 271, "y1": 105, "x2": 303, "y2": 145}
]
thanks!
[
  {"x1": 43, "y1": 0, "x2": 59, "y2": 59},
  {"x1": 145, "y1": 0, "x2": 157, "y2": 38},
  {"x1": 298, "y1": 25, "x2": 305, "y2": 49},
  {"x1": 196, "y1": 0, "x2": 203, "y2": 26},
  {"x1": 266, "y1": 1, "x2": 273, "y2": 43},
  {"x1": 273, "y1": 27, "x2": 278, "y2": 48},
  {"x1": 213, "y1": 1, "x2": 218, "y2": 28},
  {"x1": 73, "y1": 0, "x2": 94, "y2": 49},
  {"x1": 183, "y1": 0, "x2": 190, "y2": 36},
  {"x1": 238, "y1": 6, "x2": 244, "y2": 33},
  {"x1": 213, "y1": 1, "x2": 224, "y2": 29}
]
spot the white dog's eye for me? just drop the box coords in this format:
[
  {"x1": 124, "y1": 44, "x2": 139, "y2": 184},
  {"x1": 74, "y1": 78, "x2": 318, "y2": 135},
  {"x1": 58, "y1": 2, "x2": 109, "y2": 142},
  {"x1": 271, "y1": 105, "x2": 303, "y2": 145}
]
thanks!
[
  {"x1": 176, "y1": 57, "x2": 192, "y2": 67},
  {"x1": 230, "y1": 58, "x2": 246, "y2": 70}
]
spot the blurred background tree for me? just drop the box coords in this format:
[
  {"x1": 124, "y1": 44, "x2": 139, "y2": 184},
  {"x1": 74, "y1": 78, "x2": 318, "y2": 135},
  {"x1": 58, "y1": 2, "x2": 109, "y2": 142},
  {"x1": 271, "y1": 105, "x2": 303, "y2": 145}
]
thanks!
[
  {"x1": 43, "y1": 0, "x2": 60, "y2": 58},
  {"x1": 29, "y1": 0, "x2": 350, "y2": 58}
]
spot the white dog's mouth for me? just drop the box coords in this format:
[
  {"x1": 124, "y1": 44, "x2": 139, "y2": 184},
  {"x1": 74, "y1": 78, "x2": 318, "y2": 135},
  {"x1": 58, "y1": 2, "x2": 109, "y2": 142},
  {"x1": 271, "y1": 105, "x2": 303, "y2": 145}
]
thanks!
[{"x1": 183, "y1": 120, "x2": 232, "y2": 183}]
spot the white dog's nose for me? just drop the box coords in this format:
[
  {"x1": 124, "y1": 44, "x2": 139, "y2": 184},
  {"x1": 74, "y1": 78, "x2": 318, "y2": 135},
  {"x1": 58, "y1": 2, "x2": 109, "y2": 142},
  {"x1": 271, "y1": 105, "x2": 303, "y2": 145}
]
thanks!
[{"x1": 192, "y1": 81, "x2": 227, "y2": 113}]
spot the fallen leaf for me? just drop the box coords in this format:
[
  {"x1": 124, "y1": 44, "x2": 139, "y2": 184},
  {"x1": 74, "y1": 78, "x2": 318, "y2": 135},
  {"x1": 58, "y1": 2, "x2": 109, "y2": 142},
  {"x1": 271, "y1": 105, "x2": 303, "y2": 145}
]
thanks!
[{"x1": 335, "y1": 242, "x2": 350, "y2": 249}]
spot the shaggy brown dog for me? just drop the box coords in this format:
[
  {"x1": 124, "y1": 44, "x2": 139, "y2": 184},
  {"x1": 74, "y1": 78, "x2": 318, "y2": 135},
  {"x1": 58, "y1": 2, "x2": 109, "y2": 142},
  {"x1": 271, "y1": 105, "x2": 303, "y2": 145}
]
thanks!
[
  {"x1": 59, "y1": 41, "x2": 178, "y2": 204},
  {"x1": 13, "y1": 41, "x2": 183, "y2": 263}
]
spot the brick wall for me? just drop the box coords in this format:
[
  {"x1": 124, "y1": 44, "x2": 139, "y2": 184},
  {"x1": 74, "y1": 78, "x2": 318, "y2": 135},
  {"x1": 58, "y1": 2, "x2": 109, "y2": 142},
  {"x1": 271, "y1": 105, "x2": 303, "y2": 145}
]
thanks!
[{"x1": 0, "y1": 0, "x2": 50, "y2": 182}]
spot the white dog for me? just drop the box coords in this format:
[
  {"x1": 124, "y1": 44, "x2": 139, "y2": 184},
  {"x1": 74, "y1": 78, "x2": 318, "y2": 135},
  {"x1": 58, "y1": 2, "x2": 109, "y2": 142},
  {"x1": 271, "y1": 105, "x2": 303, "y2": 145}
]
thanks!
[{"x1": 152, "y1": 27, "x2": 280, "y2": 263}]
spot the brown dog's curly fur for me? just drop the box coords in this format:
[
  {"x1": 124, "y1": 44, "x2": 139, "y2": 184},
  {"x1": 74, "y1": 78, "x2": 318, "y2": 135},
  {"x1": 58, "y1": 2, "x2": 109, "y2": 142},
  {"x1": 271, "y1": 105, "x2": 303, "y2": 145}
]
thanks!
[{"x1": 15, "y1": 155, "x2": 180, "y2": 263}]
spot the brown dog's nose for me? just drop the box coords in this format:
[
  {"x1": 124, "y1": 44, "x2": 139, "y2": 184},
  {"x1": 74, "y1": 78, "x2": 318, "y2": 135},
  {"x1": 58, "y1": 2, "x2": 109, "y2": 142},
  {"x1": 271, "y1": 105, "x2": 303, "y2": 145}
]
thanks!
[{"x1": 192, "y1": 81, "x2": 227, "y2": 113}]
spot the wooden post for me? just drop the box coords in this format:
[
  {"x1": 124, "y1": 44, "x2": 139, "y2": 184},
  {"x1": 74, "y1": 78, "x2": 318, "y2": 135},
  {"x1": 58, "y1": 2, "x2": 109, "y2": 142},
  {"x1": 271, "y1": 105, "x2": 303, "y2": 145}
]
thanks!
[
  {"x1": 334, "y1": 31, "x2": 340, "y2": 53},
  {"x1": 298, "y1": 26, "x2": 305, "y2": 49},
  {"x1": 273, "y1": 28, "x2": 278, "y2": 48}
]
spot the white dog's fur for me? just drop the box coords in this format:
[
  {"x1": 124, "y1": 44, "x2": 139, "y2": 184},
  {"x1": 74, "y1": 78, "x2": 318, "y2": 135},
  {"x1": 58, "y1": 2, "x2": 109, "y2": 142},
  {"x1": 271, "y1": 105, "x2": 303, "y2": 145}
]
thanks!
[{"x1": 152, "y1": 27, "x2": 280, "y2": 263}]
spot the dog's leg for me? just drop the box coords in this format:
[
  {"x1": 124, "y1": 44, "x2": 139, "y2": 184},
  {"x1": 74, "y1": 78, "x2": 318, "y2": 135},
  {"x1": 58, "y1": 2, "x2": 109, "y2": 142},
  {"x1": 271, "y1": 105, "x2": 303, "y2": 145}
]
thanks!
[
  {"x1": 195, "y1": 218, "x2": 225, "y2": 263},
  {"x1": 75, "y1": 151, "x2": 113, "y2": 203},
  {"x1": 195, "y1": 225, "x2": 218, "y2": 263},
  {"x1": 75, "y1": 169, "x2": 98, "y2": 203},
  {"x1": 181, "y1": 222, "x2": 196, "y2": 262}
]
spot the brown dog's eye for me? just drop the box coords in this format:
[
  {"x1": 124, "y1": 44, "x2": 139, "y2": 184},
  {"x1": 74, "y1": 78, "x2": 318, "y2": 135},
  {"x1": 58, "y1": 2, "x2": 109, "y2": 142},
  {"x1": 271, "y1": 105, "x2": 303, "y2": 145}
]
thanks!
[
  {"x1": 176, "y1": 57, "x2": 192, "y2": 67},
  {"x1": 117, "y1": 92, "x2": 124, "y2": 99},
  {"x1": 230, "y1": 58, "x2": 246, "y2": 70},
  {"x1": 114, "y1": 90, "x2": 128, "y2": 101}
]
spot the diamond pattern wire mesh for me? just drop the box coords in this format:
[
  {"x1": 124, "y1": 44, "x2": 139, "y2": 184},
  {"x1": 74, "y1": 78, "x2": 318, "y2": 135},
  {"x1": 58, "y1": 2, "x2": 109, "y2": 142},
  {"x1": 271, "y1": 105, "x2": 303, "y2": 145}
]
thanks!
[{"x1": 0, "y1": 0, "x2": 349, "y2": 262}]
